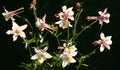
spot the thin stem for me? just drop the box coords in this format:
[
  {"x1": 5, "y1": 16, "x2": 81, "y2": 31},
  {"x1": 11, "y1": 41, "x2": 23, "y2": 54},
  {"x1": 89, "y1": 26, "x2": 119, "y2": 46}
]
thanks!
[
  {"x1": 76, "y1": 62, "x2": 81, "y2": 70},
  {"x1": 73, "y1": 20, "x2": 97, "y2": 41},
  {"x1": 56, "y1": 36, "x2": 60, "y2": 46},
  {"x1": 73, "y1": 9, "x2": 83, "y2": 36},
  {"x1": 24, "y1": 18, "x2": 34, "y2": 30},
  {"x1": 67, "y1": 27, "x2": 70, "y2": 40}
]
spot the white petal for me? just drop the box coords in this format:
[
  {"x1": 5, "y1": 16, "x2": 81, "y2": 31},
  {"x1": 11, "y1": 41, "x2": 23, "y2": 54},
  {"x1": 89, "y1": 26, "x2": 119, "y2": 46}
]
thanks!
[
  {"x1": 106, "y1": 36, "x2": 112, "y2": 44},
  {"x1": 20, "y1": 32, "x2": 26, "y2": 38},
  {"x1": 13, "y1": 35, "x2": 18, "y2": 41},
  {"x1": 100, "y1": 44, "x2": 105, "y2": 52},
  {"x1": 70, "y1": 51, "x2": 78, "y2": 57},
  {"x1": 100, "y1": 32, "x2": 105, "y2": 40},
  {"x1": 62, "y1": 60, "x2": 68, "y2": 68},
  {"x1": 69, "y1": 16, "x2": 74, "y2": 20},
  {"x1": 2, "y1": 12, "x2": 11, "y2": 21},
  {"x1": 105, "y1": 45, "x2": 110, "y2": 50},
  {"x1": 62, "y1": 6, "x2": 67, "y2": 12},
  {"x1": 42, "y1": 14, "x2": 46, "y2": 22},
  {"x1": 34, "y1": 48, "x2": 41, "y2": 53},
  {"x1": 67, "y1": 7, "x2": 73, "y2": 13},
  {"x1": 55, "y1": 20, "x2": 61, "y2": 24},
  {"x1": 105, "y1": 13, "x2": 110, "y2": 18},
  {"x1": 98, "y1": 11, "x2": 102, "y2": 15},
  {"x1": 6, "y1": 30, "x2": 13, "y2": 35},
  {"x1": 45, "y1": 53, "x2": 52, "y2": 59},
  {"x1": 70, "y1": 57, "x2": 76, "y2": 63},
  {"x1": 12, "y1": 21, "x2": 20, "y2": 30},
  {"x1": 31, "y1": 54, "x2": 38, "y2": 60},
  {"x1": 38, "y1": 58, "x2": 45, "y2": 63},
  {"x1": 20, "y1": 24, "x2": 27, "y2": 30},
  {"x1": 69, "y1": 23, "x2": 73, "y2": 27},
  {"x1": 104, "y1": 19, "x2": 110, "y2": 23}
]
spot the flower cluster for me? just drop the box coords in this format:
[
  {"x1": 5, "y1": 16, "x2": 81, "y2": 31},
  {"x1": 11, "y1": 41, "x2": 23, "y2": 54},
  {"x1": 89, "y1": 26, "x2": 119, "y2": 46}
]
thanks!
[{"x1": 2, "y1": 1, "x2": 112, "y2": 69}]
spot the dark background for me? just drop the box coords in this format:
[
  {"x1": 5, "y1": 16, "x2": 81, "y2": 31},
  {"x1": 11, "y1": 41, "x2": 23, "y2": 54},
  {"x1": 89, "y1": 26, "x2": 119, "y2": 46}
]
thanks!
[{"x1": 0, "y1": 0, "x2": 120, "y2": 70}]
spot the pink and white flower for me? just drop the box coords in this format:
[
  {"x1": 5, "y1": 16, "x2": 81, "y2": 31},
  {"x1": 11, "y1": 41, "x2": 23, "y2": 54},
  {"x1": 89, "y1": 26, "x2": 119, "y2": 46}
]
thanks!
[
  {"x1": 2, "y1": 7, "x2": 24, "y2": 21},
  {"x1": 93, "y1": 32, "x2": 112, "y2": 52},
  {"x1": 55, "y1": 6, "x2": 74, "y2": 29},
  {"x1": 87, "y1": 8, "x2": 110, "y2": 28},
  {"x1": 58, "y1": 5, "x2": 74, "y2": 21},
  {"x1": 36, "y1": 14, "x2": 53, "y2": 31},
  {"x1": 6, "y1": 21, "x2": 27, "y2": 41},
  {"x1": 60, "y1": 43, "x2": 78, "y2": 68},
  {"x1": 31, "y1": 47, "x2": 52, "y2": 63}
]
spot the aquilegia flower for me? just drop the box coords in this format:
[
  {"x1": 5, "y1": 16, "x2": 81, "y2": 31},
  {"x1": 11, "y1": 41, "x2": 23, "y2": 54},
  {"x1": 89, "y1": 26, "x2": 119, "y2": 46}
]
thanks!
[
  {"x1": 31, "y1": 47, "x2": 52, "y2": 63},
  {"x1": 6, "y1": 21, "x2": 27, "y2": 41},
  {"x1": 55, "y1": 6, "x2": 74, "y2": 29},
  {"x1": 2, "y1": 7, "x2": 24, "y2": 21},
  {"x1": 93, "y1": 32, "x2": 112, "y2": 52},
  {"x1": 87, "y1": 8, "x2": 110, "y2": 28},
  {"x1": 60, "y1": 43, "x2": 78, "y2": 68},
  {"x1": 36, "y1": 14, "x2": 54, "y2": 31}
]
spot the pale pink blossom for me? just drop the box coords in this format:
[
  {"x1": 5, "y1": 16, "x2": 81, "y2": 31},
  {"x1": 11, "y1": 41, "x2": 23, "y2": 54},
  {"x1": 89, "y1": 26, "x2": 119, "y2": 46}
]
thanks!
[
  {"x1": 2, "y1": 7, "x2": 24, "y2": 21},
  {"x1": 58, "y1": 5, "x2": 74, "y2": 21},
  {"x1": 87, "y1": 8, "x2": 110, "y2": 28},
  {"x1": 60, "y1": 43, "x2": 77, "y2": 68},
  {"x1": 93, "y1": 32, "x2": 112, "y2": 52},
  {"x1": 60, "y1": 53, "x2": 76, "y2": 68},
  {"x1": 36, "y1": 14, "x2": 53, "y2": 31},
  {"x1": 6, "y1": 21, "x2": 27, "y2": 41},
  {"x1": 31, "y1": 47, "x2": 52, "y2": 63},
  {"x1": 55, "y1": 6, "x2": 74, "y2": 29}
]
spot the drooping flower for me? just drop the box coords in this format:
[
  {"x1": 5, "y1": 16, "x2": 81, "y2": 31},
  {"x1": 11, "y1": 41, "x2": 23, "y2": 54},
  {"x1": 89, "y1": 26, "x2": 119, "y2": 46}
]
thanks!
[
  {"x1": 55, "y1": 6, "x2": 74, "y2": 29},
  {"x1": 36, "y1": 14, "x2": 54, "y2": 31},
  {"x1": 93, "y1": 32, "x2": 112, "y2": 52},
  {"x1": 87, "y1": 8, "x2": 110, "y2": 28},
  {"x1": 6, "y1": 21, "x2": 27, "y2": 41},
  {"x1": 2, "y1": 7, "x2": 24, "y2": 21},
  {"x1": 59, "y1": 43, "x2": 78, "y2": 68},
  {"x1": 31, "y1": 47, "x2": 52, "y2": 63}
]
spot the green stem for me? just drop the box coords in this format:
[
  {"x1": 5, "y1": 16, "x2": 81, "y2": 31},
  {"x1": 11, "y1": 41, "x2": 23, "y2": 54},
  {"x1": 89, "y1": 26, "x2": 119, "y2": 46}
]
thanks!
[
  {"x1": 24, "y1": 18, "x2": 34, "y2": 30},
  {"x1": 67, "y1": 27, "x2": 70, "y2": 40},
  {"x1": 73, "y1": 20, "x2": 97, "y2": 41},
  {"x1": 76, "y1": 62, "x2": 81, "y2": 70},
  {"x1": 73, "y1": 9, "x2": 83, "y2": 36}
]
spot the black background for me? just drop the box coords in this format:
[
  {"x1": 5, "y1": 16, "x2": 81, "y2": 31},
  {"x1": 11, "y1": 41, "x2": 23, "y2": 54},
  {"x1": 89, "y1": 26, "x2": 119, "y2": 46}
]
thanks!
[{"x1": 0, "y1": 0, "x2": 120, "y2": 70}]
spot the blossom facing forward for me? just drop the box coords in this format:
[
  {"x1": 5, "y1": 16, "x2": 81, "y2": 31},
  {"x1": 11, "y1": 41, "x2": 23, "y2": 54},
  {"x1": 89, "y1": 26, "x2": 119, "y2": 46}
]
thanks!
[
  {"x1": 31, "y1": 47, "x2": 52, "y2": 63},
  {"x1": 6, "y1": 21, "x2": 27, "y2": 41},
  {"x1": 60, "y1": 43, "x2": 78, "y2": 68},
  {"x1": 55, "y1": 6, "x2": 74, "y2": 29},
  {"x1": 2, "y1": 7, "x2": 24, "y2": 21},
  {"x1": 87, "y1": 8, "x2": 110, "y2": 28},
  {"x1": 93, "y1": 32, "x2": 112, "y2": 52}
]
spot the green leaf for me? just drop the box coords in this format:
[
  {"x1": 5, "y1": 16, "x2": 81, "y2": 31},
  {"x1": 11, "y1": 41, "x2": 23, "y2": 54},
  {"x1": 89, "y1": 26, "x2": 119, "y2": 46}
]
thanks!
[{"x1": 81, "y1": 64, "x2": 88, "y2": 67}]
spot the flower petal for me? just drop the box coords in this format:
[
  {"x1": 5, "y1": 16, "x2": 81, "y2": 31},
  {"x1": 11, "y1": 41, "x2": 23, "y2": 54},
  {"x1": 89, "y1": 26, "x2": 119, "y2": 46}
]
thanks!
[
  {"x1": 13, "y1": 35, "x2": 18, "y2": 41},
  {"x1": 62, "y1": 6, "x2": 67, "y2": 12},
  {"x1": 31, "y1": 54, "x2": 38, "y2": 60},
  {"x1": 45, "y1": 52, "x2": 52, "y2": 59},
  {"x1": 6, "y1": 30, "x2": 13, "y2": 35},
  {"x1": 62, "y1": 60, "x2": 68, "y2": 68},
  {"x1": 20, "y1": 32, "x2": 26, "y2": 38},
  {"x1": 100, "y1": 44, "x2": 105, "y2": 52},
  {"x1": 20, "y1": 24, "x2": 28, "y2": 30},
  {"x1": 100, "y1": 32, "x2": 105, "y2": 40}
]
